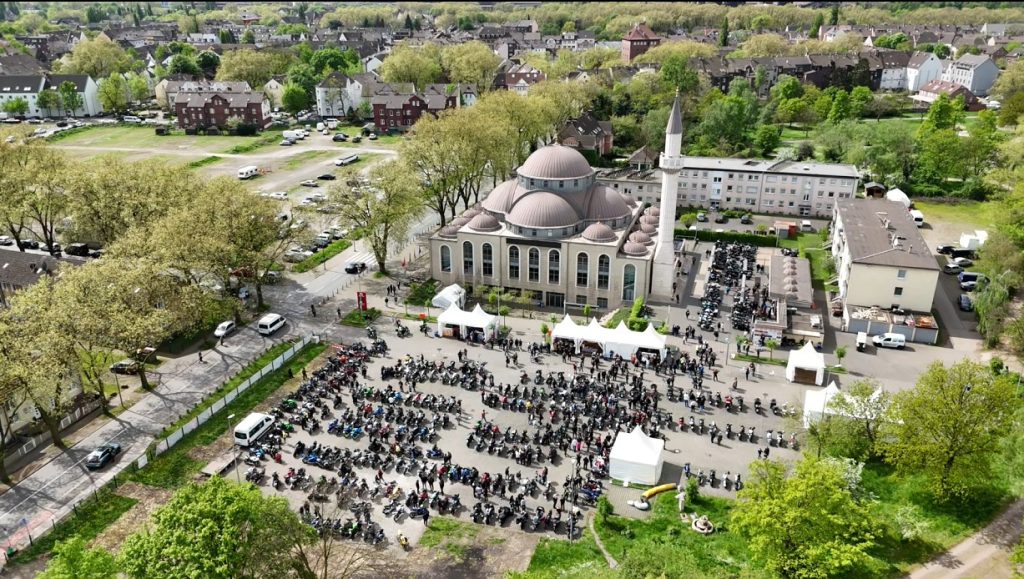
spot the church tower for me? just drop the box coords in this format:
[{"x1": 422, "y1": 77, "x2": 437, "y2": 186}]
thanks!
[{"x1": 650, "y1": 92, "x2": 684, "y2": 303}]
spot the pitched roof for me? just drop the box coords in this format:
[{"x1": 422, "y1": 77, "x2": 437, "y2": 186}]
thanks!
[
  {"x1": 624, "y1": 23, "x2": 660, "y2": 41},
  {"x1": 0, "y1": 75, "x2": 44, "y2": 92},
  {"x1": 907, "y1": 51, "x2": 934, "y2": 68},
  {"x1": 0, "y1": 53, "x2": 46, "y2": 75},
  {"x1": 628, "y1": 146, "x2": 658, "y2": 166},
  {"x1": 0, "y1": 248, "x2": 84, "y2": 290},
  {"x1": 174, "y1": 91, "x2": 266, "y2": 107},
  {"x1": 47, "y1": 74, "x2": 90, "y2": 91}
]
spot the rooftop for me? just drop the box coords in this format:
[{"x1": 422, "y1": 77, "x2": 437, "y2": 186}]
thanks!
[{"x1": 835, "y1": 199, "x2": 939, "y2": 270}]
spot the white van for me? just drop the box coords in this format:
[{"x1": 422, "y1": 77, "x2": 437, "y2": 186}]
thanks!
[
  {"x1": 234, "y1": 412, "x2": 274, "y2": 447},
  {"x1": 257, "y1": 313, "x2": 286, "y2": 335},
  {"x1": 283, "y1": 130, "x2": 305, "y2": 141},
  {"x1": 909, "y1": 209, "x2": 924, "y2": 228},
  {"x1": 872, "y1": 333, "x2": 906, "y2": 349},
  {"x1": 121, "y1": 115, "x2": 143, "y2": 124},
  {"x1": 335, "y1": 153, "x2": 359, "y2": 166},
  {"x1": 326, "y1": 119, "x2": 338, "y2": 130},
  {"x1": 800, "y1": 220, "x2": 814, "y2": 232},
  {"x1": 237, "y1": 165, "x2": 259, "y2": 180}
]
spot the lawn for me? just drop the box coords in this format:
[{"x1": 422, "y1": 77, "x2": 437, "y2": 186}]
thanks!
[
  {"x1": 340, "y1": 307, "x2": 381, "y2": 328},
  {"x1": 419, "y1": 516, "x2": 479, "y2": 548},
  {"x1": 912, "y1": 199, "x2": 999, "y2": 232},
  {"x1": 9, "y1": 483, "x2": 138, "y2": 565},
  {"x1": 291, "y1": 239, "x2": 352, "y2": 273},
  {"x1": 50, "y1": 125, "x2": 276, "y2": 153},
  {"x1": 778, "y1": 231, "x2": 836, "y2": 290},
  {"x1": 128, "y1": 341, "x2": 326, "y2": 488},
  {"x1": 512, "y1": 531, "x2": 607, "y2": 578},
  {"x1": 186, "y1": 155, "x2": 223, "y2": 169}
]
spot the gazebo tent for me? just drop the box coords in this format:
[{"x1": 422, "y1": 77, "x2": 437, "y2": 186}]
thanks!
[
  {"x1": 802, "y1": 381, "x2": 840, "y2": 427},
  {"x1": 431, "y1": 284, "x2": 466, "y2": 309},
  {"x1": 549, "y1": 316, "x2": 667, "y2": 358},
  {"x1": 608, "y1": 426, "x2": 665, "y2": 485},
  {"x1": 436, "y1": 303, "x2": 497, "y2": 339},
  {"x1": 885, "y1": 188, "x2": 911, "y2": 208},
  {"x1": 786, "y1": 342, "x2": 825, "y2": 385}
]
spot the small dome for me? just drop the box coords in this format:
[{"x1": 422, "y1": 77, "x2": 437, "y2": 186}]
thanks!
[
  {"x1": 482, "y1": 180, "x2": 522, "y2": 214},
  {"x1": 450, "y1": 216, "x2": 470, "y2": 227},
  {"x1": 585, "y1": 185, "x2": 631, "y2": 222},
  {"x1": 622, "y1": 193, "x2": 638, "y2": 208},
  {"x1": 623, "y1": 241, "x2": 648, "y2": 256},
  {"x1": 784, "y1": 265, "x2": 798, "y2": 275},
  {"x1": 784, "y1": 275, "x2": 797, "y2": 284},
  {"x1": 640, "y1": 223, "x2": 657, "y2": 234},
  {"x1": 506, "y1": 191, "x2": 579, "y2": 229},
  {"x1": 645, "y1": 207, "x2": 661, "y2": 217},
  {"x1": 629, "y1": 231, "x2": 653, "y2": 245},
  {"x1": 468, "y1": 213, "x2": 501, "y2": 232},
  {"x1": 582, "y1": 222, "x2": 616, "y2": 242},
  {"x1": 517, "y1": 145, "x2": 593, "y2": 180},
  {"x1": 439, "y1": 225, "x2": 459, "y2": 238},
  {"x1": 784, "y1": 256, "x2": 798, "y2": 265},
  {"x1": 463, "y1": 207, "x2": 481, "y2": 219},
  {"x1": 786, "y1": 291, "x2": 799, "y2": 300},
  {"x1": 640, "y1": 214, "x2": 659, "y2": 225},
  {"x1": 786, "y1": 283, "x2": 799, "y2": 292}
]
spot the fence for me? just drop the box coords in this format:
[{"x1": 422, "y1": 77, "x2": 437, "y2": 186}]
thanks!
[
  {"x1": 5, "y1": 400, "x2": 103, "y2": 469},
  {"x1": 151, "y1": 334, "x2": 317, "y2": 457}
]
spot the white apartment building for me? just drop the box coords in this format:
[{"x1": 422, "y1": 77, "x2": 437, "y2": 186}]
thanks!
[
  {"x1": 941, "y1": 53, "x2": 1000, "y2": 96},
  {"x1": 831, "y1": 199, "x2": 939, "y2": 314},
  {"x1": 907, "y1": 51, "x2": 943, "y2": 92},
  {"x1": 597, "y1": 157, "x2": 859, "y2": 218}
]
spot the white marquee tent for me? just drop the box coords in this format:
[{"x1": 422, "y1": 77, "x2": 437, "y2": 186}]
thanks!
[
  {"x1": 785, "y1": 342, "x2": 825, "y2": 385},
  {"x1": 436, "y1": 303, "x2": 497, "y2": 339},
  {"x1": 802, "y1": 381, "x2": 840, "y2": 428},
  {"x1": 608, "y1": 426, "x2": 665, "y2": 486},
  {"x1": 431, "y1": 284, "x2": 466, "y2": 309},
  {"x1": 885, "y1": 188, "x2": 911, "y2": 208},
  {"x1": 550, "y1": 316, "x2": 667, "y2": 358}
]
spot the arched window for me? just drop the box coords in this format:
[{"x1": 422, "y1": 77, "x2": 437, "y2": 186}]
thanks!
[
  {"x1": 462, "y1": 241, "x2": 473, "y2": 275},
  {"x1": 622, "y1": 264, "x2": 636, "y2": 301},
  {"x1": 528, "y1": 248, "x2": 540, "y2": 282},
  {"x1": 576, "y1": 252, "x2": 589, "y2": 287},
  {"x1": 508, "y1": 246, "x2": 520, "y2": 279},
  {"x1": 597, "y1": 255, "x2": 610, "y2": 289},
  {"x1": 440, "y1": 245, "x2": 451, "y2": 273},
  {"x1": 482, "y1": 243, "x2": 493, "y2": 277},
  {"x1": 548, "y1": 249, "x2": 560, "y2": 284}
]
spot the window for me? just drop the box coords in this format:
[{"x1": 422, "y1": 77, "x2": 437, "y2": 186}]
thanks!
[
  {"x1": 508, "y1": 246, "x2": 520, "y2": 279},
  {"x1": 576, "y1": 253, "x2": 589, "y2": 287},
  {"x1": 482, "y1": 243, "x2": 493, "y2": 277},
  {"x1": 440, "y1": 245, "x2": 451, "y2": 273},
  {"x1": 597, "y1": 255, "x2": 610, "y2": 289},
  {"x1": 548, "y1": 250, "x2": 560, "y2": 284},
  {"x1": 894, "y1": 287, "x2": 904, "y2": 296},
  {"x1": 897, "y1": 269, "x2": 907, "y2": 279},
  {"x1": 596, "y1": 297, "x2": 608, "y2": 308},
  {"x1": 576, "y1": 295, "x2": 587, "y2": 305},
  {"x1": 462, "y1": 241, "x2": 474, "y2": 275},
  {"x1": 622, "y1": 264, "x2": 636, "y2": 301},
  {"x1": 528, "y1": 248, "x2": 539, "y2": 282}
]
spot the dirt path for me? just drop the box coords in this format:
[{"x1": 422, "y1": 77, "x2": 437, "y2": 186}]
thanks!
[
  {"x1": 910, "y1": 499, "x2": 1024, "y2": 579},
  {"x1": 589, "y1": 515, "x2": 619, "y2": 569},
  {"x1": 89, "y1": 482, "x2": 174, "y2": 554}
]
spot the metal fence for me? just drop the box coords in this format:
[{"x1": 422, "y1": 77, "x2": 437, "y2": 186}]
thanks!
[
  {"x1": 6, "y1": 401, "x2": 103, "y2": 468},
  {"x1": 152, "y1": 334, "x2": 317, "y2": 457}
]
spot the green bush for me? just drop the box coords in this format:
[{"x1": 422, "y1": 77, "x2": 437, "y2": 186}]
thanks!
[
  {"x1": 291, "y1": 239, "x2": 352, "y2": 273},
  {"x1": 675, "y1": 228, "x2": 779, "y2": 247},
  {"x1": 340, "y1": 307, "x2": 381, "y2": 327},
  {"x1": 186, "y1": 155, "x2": 222, "y2": 169},
  {"x1": 405, "y1": 279, "x2": 439, "y2": 306}
]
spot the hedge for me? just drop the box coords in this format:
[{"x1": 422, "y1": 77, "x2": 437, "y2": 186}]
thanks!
[{"x1": 674, "y1": 228, "x2": 780, "y2": 247}]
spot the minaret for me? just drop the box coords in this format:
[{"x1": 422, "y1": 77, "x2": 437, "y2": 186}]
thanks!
[{"x1": 650, "y1": 92, "x2": 684, "y2": 303}]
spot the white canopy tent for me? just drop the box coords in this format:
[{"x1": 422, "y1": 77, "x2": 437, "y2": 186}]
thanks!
[
  {"x1": 885, "y1": 188, "x2": 911, "y2": 208},
  {"x1": 436, "y1": 303, "x2": 497, "y2": 340},
  {"x1": 608, "y1": 426, "x2": 665, "y2": 486},
  {"x1": 550, "y1": 316, "x2": 667, "y2": 358},
  {"x1": 802, "y1": 381, "x2": 840, "y2": 428},
  {"x1": 431, "y1": 284, "x2": 466, "y2": 309},
  {"x1": 785, "y1": 342, "x2": 825, "y2": 385}
]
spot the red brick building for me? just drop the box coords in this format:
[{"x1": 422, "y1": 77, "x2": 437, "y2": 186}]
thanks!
[
  {"x1": 173, "y1": 91, "x2": 271, "y2": 130},
  {"x1": 371, "y1": 89, "x2": 459, "y2": 132},
  {"x1": 621, "y1": 23, "x2": 661, "y2": 63}
]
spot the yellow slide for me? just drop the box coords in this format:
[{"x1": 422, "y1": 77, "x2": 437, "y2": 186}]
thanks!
[{"x1": 642, "y1": 483, "x2": 678, "y2": 499}]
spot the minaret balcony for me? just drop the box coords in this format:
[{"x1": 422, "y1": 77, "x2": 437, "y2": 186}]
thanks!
[{"x1": 659, "y1": 154, "x2": 685, "y2": 171}]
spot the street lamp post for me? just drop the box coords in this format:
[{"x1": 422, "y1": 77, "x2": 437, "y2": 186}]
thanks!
[{"x1": 227, "y1": 413, "x2": 240, "y2": 484}]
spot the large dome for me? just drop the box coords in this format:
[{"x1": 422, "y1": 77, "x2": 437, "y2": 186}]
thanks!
[
  {"x1": 582, "y1": 222, "x2": 616, "y2": 242},
  {"x1": 517, "y1": 145, "x2": 594, "y2": 180},
  {"x1": 585, "y1": 185, "x2": 631, "y2": 221},
  {"x1": 506, "y1": 191, "x2": 579, "y2": 229}
]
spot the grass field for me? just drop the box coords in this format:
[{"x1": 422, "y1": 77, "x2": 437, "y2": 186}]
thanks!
[
  {"x1": 912, "y1": 199, "x2": 999, "y2": 231},
  {"x1": 778, "y1": 231, "x2": 835, "y2": 290},
  {"x1": 51, "y1": 125, "x2": 266, "y2": 152}
]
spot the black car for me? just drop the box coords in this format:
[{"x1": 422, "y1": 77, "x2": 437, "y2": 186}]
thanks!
[
  {"x1": 86, "y1": 443, "x2": 122, "y2": 470},
  {"x1": 344, "y1": 262, "x2": 367, "y2": 274},
  {"x1": 332, "y1": 134, "x2": 348, "y2": 142},
  {"x1": 19, "y1": 239, "x2": 39, "y2": 249},
  {"x1": 740, "y1": 214, "x2": 753, "y2": 224},
  {"x1": 714, "y1": 213, "x2": 728, "y2": 224},
  {"x1": 936, "y1": 244, "x2": 956, "y2": 255},
  {"x1": 65, "y1": 242, "x2": 90, "y2": 257},
  {"x1": 317, "y1": 174, "x2": 337, "y2": 180},
  {"x1": 958, "y1": 294, "x2": 974, "y2": 312},
  {"x1": 110, "y1": 359, "x2": 141, "y2": 375}
]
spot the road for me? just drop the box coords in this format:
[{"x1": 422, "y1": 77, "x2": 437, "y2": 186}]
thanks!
[{"x1": 910, "y1": 499, "x2": 1024, "y2": 579}]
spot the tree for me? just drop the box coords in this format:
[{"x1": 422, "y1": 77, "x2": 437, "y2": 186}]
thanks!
[
  {"x1": 998, "y1": 91, "x2": 1024, "y2": 126},
  {"x1": 61, "y1": 36, "x2": 132, "y2": 79},
  {"x1": 309, "y1": 47, "x2": 359, "y2": 75},
  {"x1": 753, "y1": 124, "x2": 780, "y2": 157},
  {"x1": 809, "y1": 12, "x2": 824, "y2": 39},
  {"x1": 718, "y1": 17, "x2": 729, "y2": 47},
  {"x1": 280, "y1": 82, "x2": 309, "y2": 116},
  {"x1": 38, "y1": 536, "x2": 118, "y2": 579},
  {"x1": 880, "y1": 359, "x2": 1020, "y2": 499},
  {"x1": 37, "y1": 89, "x2": 61, "y2": 116},
  {"x1": 241, "y1": 28, "x2": 255, "y2": 44},
  {"x1": 764, "y1": 338, "x2": 779, "y2": 360},
  {"x1": 441, "y1": 41, "x2": 501, "y2": 89},
  {"x1": 827, "y1": 89, "x2": 851, "y2": 123},
  {"x1": 218, "y1": 29, "x2": 236, "y2": 44},
  {"x1": 119, "y1": 477, "x2": 315, "y2": 579},
  {"x1": 196, "y1": 51, "x2": 220, "y2": 78},
  {"x1": 919, "y1": 93, "x2": 963, "y2": 134},
  {"x1": 58, "y1": 81, "x2": 83, "y2": 117},
  {"x1": 732, "y1": 458, "x2": 878, "y2": 578},
  {"x1": 824, "y1": 379, "x2": 892, "y2": 460},
  {"x1": 659, "y1": 53, "x2": 699, "y2": 93},
  {"x1": 168, "y1": 53, "x2": 200, "y2": 76},
  {"x1": 849, "y1": 86, "x2": 873, "y2": 118},
  {"x1": 733, "y1": 33, "x2": 791, "y2": 58},
  {"x1": 770, "y1": 75, "x2": 804, "y2": 102},
  {"x1": 339, "y1": 161, "x2": 421, "y2": 273},
  {"x1": 2, "y1": 97, "x2": 27, "y2": 116},
  {"x1": 127, "y1": 73, "x2": 150, "y2": 104},
  {"x1": 829, "y1": 3, "x2": 840, "y2": 26},
  {"x1": 97, "y1": 73, "x2": 129, "y2": 113},
  {"x1": 379, "y1": 41, "x2": 442, "y2": 90},
  {"x1": 834, "y1": 345, "x2": 847, "y2": 366},
  {"x1": 216, "y1": 49, "x2": 293, "y2": 89}
]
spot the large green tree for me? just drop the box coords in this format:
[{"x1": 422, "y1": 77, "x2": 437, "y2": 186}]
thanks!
[
  {"x1": 97, "y1": 73, "x2": 130, "y2": 113},
  {"x1": 378, "y1": 41, "x2": 442, "y2": 90},
  {"x1": 215, "y1": 49, "x2": 293, "y2": 89},
  {"x1": 2, "y1": 97, "x2": 28, "y2": 116},
  {"x1": 881, "y1": 359, "x2": 1020, "y2": 499},
  {"x1": 60, "y1": 37, "x2": 132, "y2": 78},
  {"x1": 280, "y1": 82, "x2": 309, "y2": 116},
  {"x1": 731, "y1": 458, "x2": 878, "y2": 578},
  {"x1": 58, "y1": 81, "x2": 83, "y2": 117},
  {"x1": 440, "y1": 41, "x2": 501, "y2": 89},
  {"x1": 119, "y1": 477, "x2": 315, "y2": 579},
  {"x1": 38, "y1": 536, "x2": 118, "y2": 579}
]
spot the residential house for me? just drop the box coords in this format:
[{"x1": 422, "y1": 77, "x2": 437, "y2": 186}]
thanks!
[
  {"x1": 912, "y1": 79, "x2": 984, "y2": 110},
  {"x1": 0, "y1": 74, "x2": 101, "y2": 117},
  {"x1": 263, "y1": 75, "x2": 286, "y2": 109},
  {"x1": 906, "y1": 51, "x2": 942, "y2": 92},
  {"x1": 941, "y1": 53, "x2": 1000, "y2": 96},
  {"x1": 186, "y1": 32, "x2": 219, "y2": 45},
  {"x1": 558, "y1": 111, "x2": 614, "y2": 156},
  {"x1": 173, "y1": 90, "x2": 270, "y2": 130},
  {"x1": 621, "y1": 23, "x2": 661, "y2": 63},
  {"x1": 627, "y1": 146, "x2": 658, "y2": 171},
  {"x1": 239, "y1": 12, "x2": 261, "y2": 26},
  {"x1": 868, "y1": 50, "x2": 910, "y2": 90},
  {"x1": 371, "y1": 84, "x2": 468, "y2": 132},
  {"x1": 159, "y1": 79, "x2": 250, "y2": 110},
  {"x1": 504, "y1": 62, "x2": 546, "y2": 95},
  {"x1": 47, "y1": 75, "x2": 101, "y2": 116},
  {"x1": 0, "y1": 52, "x2": 46, "y2": 76},
  {"x1": 363, "y1": 52, "x2": 386, "y2": 74},
  {"x1": 315, "y1": 71, "x2": 376, "y2": 118},
  {"x1": 831, "y1": 198, "x2": 939, "y2": 316},
  {"x1": 0, "y1": 75, "x2": 45, "y2": 116},
  {"x1": 0, "y1": 248, "x2": 85, "y2": 308}
]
